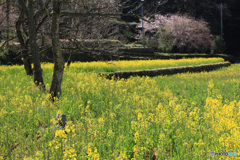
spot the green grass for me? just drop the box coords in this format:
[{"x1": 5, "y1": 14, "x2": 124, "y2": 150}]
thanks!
[
  {"x1": 155, "y1": 52, "x2": 209, "y2": 56},
  {"x1": 0, "y1": 59, "x2": 239, "y2": 159},
  {"x1": 124, "y1": 43, "x2": 144, "y2": 48},
  {"x1": 154, "y1": 52, "x2": 229, "y2": 57}
]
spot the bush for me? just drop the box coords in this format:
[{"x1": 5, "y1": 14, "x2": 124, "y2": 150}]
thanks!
[
  {"x1": 211, "y1": 35, "x2": 226, "y2": 54},
  {"x1": 137, "y1": 14, "x2": 213, "y2": 53}
]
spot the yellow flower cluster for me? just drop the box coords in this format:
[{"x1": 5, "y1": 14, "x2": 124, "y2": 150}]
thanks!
[
  {"x1": 204, "y1": 89, "x2": 240, "y2": 159},
  {"x1": 61, "y1": 57, "x2": 223, "y2": 72},
  {"x1": 48, "y1": 117, "x2": 77, "y2": 159},
  {"x1": 1, "y1": 59, "x2": 240, "y2": 159},
  {"x1": 87, "y1": 143, "x2": 100, "y2": 160}
]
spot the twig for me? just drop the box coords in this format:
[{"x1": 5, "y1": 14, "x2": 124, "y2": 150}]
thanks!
[{"x1": 0, "y1": 36, "x2": 17, "y2": 50}]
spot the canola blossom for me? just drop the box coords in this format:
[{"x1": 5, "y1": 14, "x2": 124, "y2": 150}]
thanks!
[
  {"x1": 0, "y1": 58, "x2": 240, "y2": 159},
  {"x1": 62, "y1": 57, "x2": 224, "y2": 72}
]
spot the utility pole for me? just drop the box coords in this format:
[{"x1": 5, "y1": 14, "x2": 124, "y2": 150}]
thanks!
[{"x1": 220, "y1": 3, "x2": 223, "y2": 38}]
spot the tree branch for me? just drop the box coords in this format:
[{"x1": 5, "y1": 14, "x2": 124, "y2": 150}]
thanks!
[
  {"x1": 61, "y1": 12, "x2": 150, "y2": 22},
  {"x1": 18, "y1": 0, "x2": 29, "y2": 18},
  {"x1": 39, "y1": 46, "x2": 52, "y2": 55},
  {"x1": 0, "y1": 16, "x2": 6, "y2": 25},
  {"x1": 36, "y1": 15, "x2": 48, "y2": 31},
  {"x1": 0, "y1": 36, "x2": 18, "y2": 50}
]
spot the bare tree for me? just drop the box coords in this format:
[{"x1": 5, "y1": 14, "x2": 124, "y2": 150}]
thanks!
[
  {"x1": 17, "y1": 0, "x2": 46, "y2": 88},
  {"x1": 15, "y1": 9, "x2": 33, "y2": 75},
  {"x1": 28, "y1": 0, "x2": 45, "y2": 87},
  {"x1": 44, "y1": 0, "x2": 168, "y2": 99}
]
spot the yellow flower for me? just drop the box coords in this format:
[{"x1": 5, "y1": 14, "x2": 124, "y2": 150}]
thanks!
[
  {"x1": 134, "y1": 131, "x2": 140, "y2": 143},
  {"x1": 107, "y1": 129, "x2": 115, "y2": 138},
  {"x1": 137, "y1": 112, "x2": 143, "y2": 121},
  {"x1": 55, "y1": 130, "x2": 67, "y2": 139},
  {"x1": 57, "y1": 110, "x2": 62, "y2": 115},
  {"x1": 0, "y1": 108, "x2": 7, "y2": 119},
  {"x1": 159, "y1": 133, "x2": 166, "y2": 141},
  {"x1": 208, "y1": 79, "x2": 214, "y2": 89}
]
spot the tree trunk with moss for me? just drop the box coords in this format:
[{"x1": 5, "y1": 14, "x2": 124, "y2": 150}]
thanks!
[
  {"x1": 16, "y1": 9, "x2": 33, "y2": 76},
  {"x1": 50, "y1": 0, "x2": 64, "y2": 99},
  {"x1": 28, "y1": 0, "x2": 45, "y2": 88}
]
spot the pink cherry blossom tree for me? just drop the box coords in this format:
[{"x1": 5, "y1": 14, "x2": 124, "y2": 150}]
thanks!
[{"x1": 137, "y1": 14, "x2": 213, "y2": 53}]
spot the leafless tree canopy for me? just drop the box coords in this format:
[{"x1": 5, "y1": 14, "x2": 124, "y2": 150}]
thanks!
[{"x1": 57, "y1": 0, "x2": 126, "y2": 56}]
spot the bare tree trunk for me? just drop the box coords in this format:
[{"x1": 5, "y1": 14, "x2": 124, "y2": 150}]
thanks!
[
  {"x1": 50, "y1": 0, "x2": 64, "y2": 99},
  {"x1": 6, "y1": 0, "x2": 9, "y2": 46},
  {"x1": 23, "y1": 57, "x2": 33, "y2": 75},
  {"x1": 28, "y1": 0, "x2": 45, "y2": 89},
  {"x1": 16, "y1": 10, "x2": 33, "y2": 75}
]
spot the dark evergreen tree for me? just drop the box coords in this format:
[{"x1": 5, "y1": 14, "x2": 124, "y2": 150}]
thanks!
[{"x1": 224, "y1": 0, "x2": 240, "y2": 56}]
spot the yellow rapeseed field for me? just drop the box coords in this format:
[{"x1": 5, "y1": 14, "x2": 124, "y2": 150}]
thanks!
[{"x1": 0, "y1": 58, "x2": 240, "y2": 159}]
